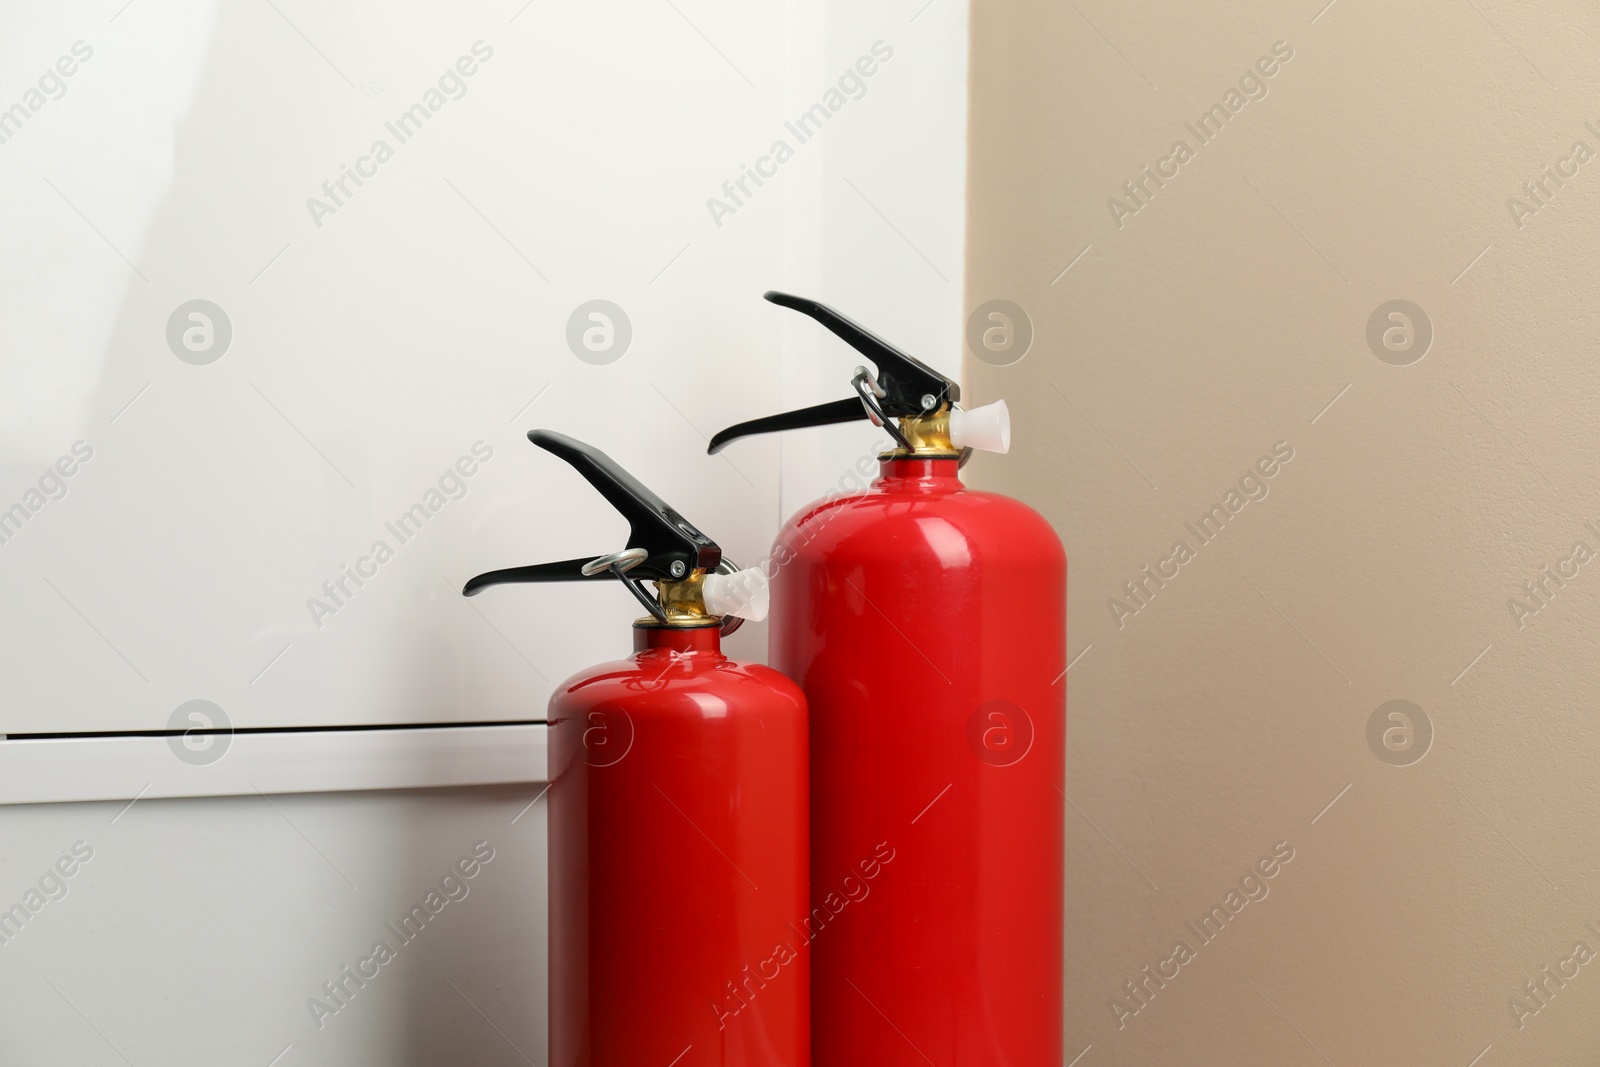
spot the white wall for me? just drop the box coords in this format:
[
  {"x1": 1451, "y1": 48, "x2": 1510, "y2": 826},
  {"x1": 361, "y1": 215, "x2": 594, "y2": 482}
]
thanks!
[{"x1": 0, "y1": 0, "x2": 967, "y2": 1061}]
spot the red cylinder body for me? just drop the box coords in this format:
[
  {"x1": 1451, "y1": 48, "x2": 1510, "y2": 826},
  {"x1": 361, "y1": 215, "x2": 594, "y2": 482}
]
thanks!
[
  {"x1": 548, "y1": 624, "x2": 809, "y2": 1067},
  {"x1": 771, "y1": 457, "x2": 1065, "y2": 1066}
]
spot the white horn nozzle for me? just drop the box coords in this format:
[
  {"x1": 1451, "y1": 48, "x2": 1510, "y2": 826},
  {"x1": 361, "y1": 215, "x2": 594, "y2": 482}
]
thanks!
[
  {"x1": 703, "y1": 567, "x2": 770, "y2": 622},
  {"x1": 948, "y1": 400, "x2": 1010, "y2": 454}
]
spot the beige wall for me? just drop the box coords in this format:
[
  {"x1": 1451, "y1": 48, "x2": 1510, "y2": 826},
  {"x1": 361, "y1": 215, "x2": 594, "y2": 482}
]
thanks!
[{"x1": 964, "y1": 2, "x2": 1600, "y2": 1063}]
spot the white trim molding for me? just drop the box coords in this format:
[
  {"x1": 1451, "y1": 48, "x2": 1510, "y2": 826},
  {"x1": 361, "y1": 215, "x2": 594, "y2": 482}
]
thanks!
[{"x1": 0, "y1": 724, "x2": 549, "y2": 806}]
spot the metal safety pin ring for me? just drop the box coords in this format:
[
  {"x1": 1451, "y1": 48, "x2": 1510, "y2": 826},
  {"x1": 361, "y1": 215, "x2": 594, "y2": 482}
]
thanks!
[
  {"x1": 584, "y1": 547, "x2": 668, "y2": 623},
  {"x1": 852, "y1": 369, "x2": 913, "y2": 452},
  {"x1": 581, "y1": 547, "x2": 648, "y2": 577}
]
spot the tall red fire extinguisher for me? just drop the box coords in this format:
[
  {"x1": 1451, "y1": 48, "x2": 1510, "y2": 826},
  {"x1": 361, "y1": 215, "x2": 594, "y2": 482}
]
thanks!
[
  {"x1": 464, "y1": 430, "x2": 808, "y2": 1067},
  {"x1": 710, "y1": 293, "x2": 1065, "y2": 1066}
]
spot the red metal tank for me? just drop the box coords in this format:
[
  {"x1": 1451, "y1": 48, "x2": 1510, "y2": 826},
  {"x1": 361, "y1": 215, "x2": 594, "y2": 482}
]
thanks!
[
  {"x1": 465, "y1": 430, "x2": 808, "y2": 1067},
  {"x1": 774, "y1": 457, "x2": 1063, "y2": 1066},
  {"x1": 548, "y1": 623, "x2": 809, "y2": 1067},
  {"x1": 709, "y1": 293, "x2": 1065, "y2": 1066}
]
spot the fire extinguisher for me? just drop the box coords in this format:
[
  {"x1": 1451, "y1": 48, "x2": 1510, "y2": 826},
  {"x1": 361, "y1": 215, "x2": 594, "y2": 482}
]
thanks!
[
  {"x1": 464, "y1": 430, "x2": 808, "y2": 1067},
  {"x1": 709, "y1": 293, "x2": 1065, "y2": 1066}
]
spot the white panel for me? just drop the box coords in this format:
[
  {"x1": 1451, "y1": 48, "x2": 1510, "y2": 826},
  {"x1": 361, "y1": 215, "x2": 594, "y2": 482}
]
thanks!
[
  {"x1": 0, "y1": 0, "x2": 969, "y2": 737},
  {"x1": 0, "y1": 0, "x2": 792, "y2": 733},
  {"x1": 0, "y1": 0, "x2": 970, "y2": 1062},
  {"x1": 0, "y1": 724, "x2": 547, "y2": 806},
  {"x1": 0, "y1": 786, "x2": 547, "y2": 1066}
]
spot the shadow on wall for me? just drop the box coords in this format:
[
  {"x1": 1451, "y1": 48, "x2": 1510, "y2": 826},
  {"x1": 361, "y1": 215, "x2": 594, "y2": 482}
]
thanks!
[
  {"x1": 257, "y1": 783, "x2": 550, "y2": 1066},
  {"x1": 394, "y1": 784, "x2": 549, "y2": 1066},
  {"x1": 0, "y1": 781, "x2": 546, "y2": 1065}
]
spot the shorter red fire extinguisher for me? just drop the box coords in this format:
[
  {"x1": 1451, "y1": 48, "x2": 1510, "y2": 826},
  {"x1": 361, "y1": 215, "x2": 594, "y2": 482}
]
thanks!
[{"x1": 464, "y1": 430, "x2": 808, "y2": 1067}]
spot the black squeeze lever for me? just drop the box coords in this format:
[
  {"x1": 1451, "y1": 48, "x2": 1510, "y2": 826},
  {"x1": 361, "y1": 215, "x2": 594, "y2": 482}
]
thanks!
[
  {"x1": 462, "y1": 430, "x2": 720, "y2": 599},
  {"x1": 706, "y1": 291, "x2": 961, "y2": 454}
]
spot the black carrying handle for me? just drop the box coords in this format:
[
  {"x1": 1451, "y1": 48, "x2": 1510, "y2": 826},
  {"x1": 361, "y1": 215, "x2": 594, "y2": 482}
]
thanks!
[
  {"x1": 708, "y1": 397, "x2": 864, "y2": 455},
  {"x1": 707, "y1": 291, "x2": 961, "y2": 454},
  {"x1": 462, "y1": 558, "x2": 602, "y2": 596},
  {"x1": 462, "y1": 431, "x2": 720, "y2": 597}
]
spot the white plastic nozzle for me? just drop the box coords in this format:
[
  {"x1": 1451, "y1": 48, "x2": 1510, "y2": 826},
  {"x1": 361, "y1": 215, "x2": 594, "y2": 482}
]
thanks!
[
  {"x1": 703, "y1": 567, "x2": 770, "y2": 622},
  {"x1": 948, "y1": 400, "x2": 1011, "y2": 454}
]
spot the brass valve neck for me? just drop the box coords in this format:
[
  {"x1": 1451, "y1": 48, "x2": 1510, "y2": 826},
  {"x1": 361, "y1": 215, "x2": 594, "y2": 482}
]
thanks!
[
  {"x1": 881, "y1": 407, "x2": 961, "y2": 459},
  {"x1": 637, "y1": 570, "x2": 720, "y2": 629}
]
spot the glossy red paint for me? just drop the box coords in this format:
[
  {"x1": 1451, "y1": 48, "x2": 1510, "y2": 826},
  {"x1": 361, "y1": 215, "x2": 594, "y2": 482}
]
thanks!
[
  {"x1": 547, "y1": 623, "x2": 809, "y2": 1067},
  {"x1": 771, "y1": 457, "x2": 1065, "y2": 1066}
]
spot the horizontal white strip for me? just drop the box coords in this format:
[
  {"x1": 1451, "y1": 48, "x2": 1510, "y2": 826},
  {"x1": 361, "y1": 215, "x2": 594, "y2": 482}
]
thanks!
[{"x1": 0, "y1": 725, "x2": 548, "y2": 806}]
